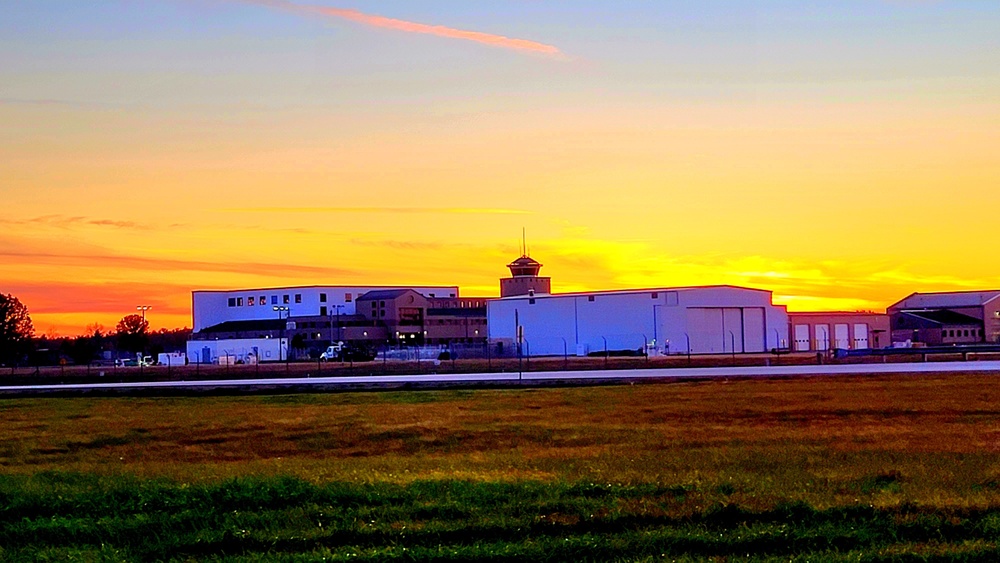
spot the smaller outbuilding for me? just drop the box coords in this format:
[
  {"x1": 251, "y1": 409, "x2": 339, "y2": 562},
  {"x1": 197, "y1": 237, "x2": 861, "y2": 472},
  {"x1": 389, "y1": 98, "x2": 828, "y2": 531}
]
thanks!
[
  {"x1": 888, "y1": 290, "x2": 1000, "y2": 345},
  {"x1": 787, "y1": 311, "x2": 890, "y2": 351}
]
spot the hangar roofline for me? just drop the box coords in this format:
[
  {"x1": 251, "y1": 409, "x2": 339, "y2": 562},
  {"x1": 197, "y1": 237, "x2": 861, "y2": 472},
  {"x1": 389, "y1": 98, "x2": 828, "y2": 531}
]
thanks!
[
  {"x1": 889, "y1": 289, "x2": 1000, "y2": 309},
  {"x1": 494, "y1": 284, "x2": 773, "y2": 300}
]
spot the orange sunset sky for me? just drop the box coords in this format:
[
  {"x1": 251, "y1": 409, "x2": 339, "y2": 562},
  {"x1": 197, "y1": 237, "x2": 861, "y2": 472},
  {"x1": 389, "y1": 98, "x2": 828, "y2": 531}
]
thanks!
[{"x1": 3, "y1": 1, "x2": 999, "y2": 336}]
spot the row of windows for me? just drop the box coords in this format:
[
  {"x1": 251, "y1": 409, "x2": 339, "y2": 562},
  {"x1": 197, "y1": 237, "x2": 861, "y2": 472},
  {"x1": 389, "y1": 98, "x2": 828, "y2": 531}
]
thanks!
[
  {"x1": 425, "y1": 319, "x2": 487, "y2": 326},
  {"x1": 228, "y1": 294, "x2": 302, "y2": 308},
  {"x1": 228, "y1": 292, "x2": 359, "y2": 308},
  {"x1": 944, "y1": 328, "x2": 981, "y2": 338}
]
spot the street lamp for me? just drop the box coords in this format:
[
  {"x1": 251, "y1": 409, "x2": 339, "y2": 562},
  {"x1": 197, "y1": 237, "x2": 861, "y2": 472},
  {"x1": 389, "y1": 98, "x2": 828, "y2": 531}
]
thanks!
[
  {"x1": 330, "y1": 304, "x2": 345, "y2": 343},
  {"x1": 135, "y1": 305, "x2": 152, "y2": 372},
  {"x1": 273, "y1": 306, "x2": 289, "y2": 365}
]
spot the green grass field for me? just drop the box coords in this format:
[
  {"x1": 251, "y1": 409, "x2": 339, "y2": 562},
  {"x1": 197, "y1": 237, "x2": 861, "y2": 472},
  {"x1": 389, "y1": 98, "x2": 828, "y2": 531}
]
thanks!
[{"x1": 2, "y1": 373, "x2": 1000, "y2": 560}]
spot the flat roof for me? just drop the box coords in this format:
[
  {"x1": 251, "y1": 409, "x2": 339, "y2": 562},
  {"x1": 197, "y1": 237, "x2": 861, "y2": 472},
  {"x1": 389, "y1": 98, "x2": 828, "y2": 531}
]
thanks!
[
  {"x1": 788, "y1": 311, "x2": 887, "y2": 317},
  {"x1": 193, "y1": 284, "x2": 458, "y2": 294}
]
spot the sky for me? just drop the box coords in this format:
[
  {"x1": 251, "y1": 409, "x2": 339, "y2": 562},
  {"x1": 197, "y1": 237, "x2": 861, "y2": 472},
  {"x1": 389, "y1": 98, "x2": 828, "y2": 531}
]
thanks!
[{"x1": 2, "y1": 1, "x2": 1000, "y2": 336}]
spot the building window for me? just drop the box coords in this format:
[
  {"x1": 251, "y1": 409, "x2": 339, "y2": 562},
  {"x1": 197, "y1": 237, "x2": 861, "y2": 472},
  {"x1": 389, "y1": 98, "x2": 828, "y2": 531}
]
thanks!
[
  {"x1": 588, "y1": 296, "x2": 595, "y2": 302},
  {"x1": 964, "y1": 330, "x2": 970, "y2": 337},
  {"x1": 320, "y1": 293, "x2": 327, "y2": 303},
  {"x1": 283, "y1": 295, "x2": 290, "y2": 304},
  {"x1": 271, "y1": 296, "x2": 278, "y2": 305},
  {"x1": 295, "y1": 294, "x2": 302, "y2": 304},
  {"x1": 529, "y1": 298, "x2": 536, "y2": 305},
  {"x1": 237, "y1": 297, "x2": 243, "y2": 307},
  {"x1": 259, "y1": 295, "x2": 266, "y2": 305},
  {"x1": 345, "y1": 293, "x2": 352, "y2": 302},
  {"x1": 320, "y1": 306, "x2": 328, "y2": 317},
  {"x1": 652, "y1": 292, "x2": 658, "y2": 299},
  {"x1": 228, "y1": 298, "x2": 236, "y2": 307},
  {"x1": 379, "y1": 310, "x2": 386, "y2": 318},
  {"x1": 248, "y1": 297, "x2": 255, "y2": 306},
  {"x1": 380, "y1": 301, "x2": 385, "y2": 307}
]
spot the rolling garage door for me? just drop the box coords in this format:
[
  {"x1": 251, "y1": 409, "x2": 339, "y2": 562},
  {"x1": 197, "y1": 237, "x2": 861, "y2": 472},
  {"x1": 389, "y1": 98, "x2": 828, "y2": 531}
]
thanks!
[
  {"x1": 794, "y1": 325, "x2": 810, "y2": 351},
  {"x1": 854, "y1": 324, "x2": 869, "y2": 349},
  {"x1": 815, "y1": 324, "x2": 830, "y2": 351},
  {"x1": 834, "y1": 324, "x2": 850, "y2": 349}
]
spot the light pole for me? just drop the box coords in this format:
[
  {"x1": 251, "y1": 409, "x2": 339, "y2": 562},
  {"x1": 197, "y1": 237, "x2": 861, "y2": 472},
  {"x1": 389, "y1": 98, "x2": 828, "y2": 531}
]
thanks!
[
  {"x1": 135, "y1": 305, "x2": 151, "y2": 374},
  {"x1": 334, "y1": 305, "x2": 345, "y2": 342},
  {"x1": 274, "y1": 306, "x2": 289, "y2": 368},
  {"x1": 652, "y1": 304, "x2": 663, "y2": 356}
]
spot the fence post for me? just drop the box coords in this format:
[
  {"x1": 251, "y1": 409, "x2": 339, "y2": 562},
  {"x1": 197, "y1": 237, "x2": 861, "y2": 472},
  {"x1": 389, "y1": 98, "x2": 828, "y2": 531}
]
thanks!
[
  {"x1": 602, "y1": 336, "x2": 608, "y2": 369},
  {"x1": 518, "y1": 339, "x2": 523, "y2": 380},
  {"x1": 642, "y1": 333, "x2": 648, "y2": 365},
  {"x1": 729, "y1": 331, "x2": 736, "y2": 365}
]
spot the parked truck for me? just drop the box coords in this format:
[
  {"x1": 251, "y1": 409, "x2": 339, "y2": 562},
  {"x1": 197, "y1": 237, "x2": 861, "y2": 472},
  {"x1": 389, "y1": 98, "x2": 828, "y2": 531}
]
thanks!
[{"x1": 320, "y1": 342, "x2": 376, "y2": 362}]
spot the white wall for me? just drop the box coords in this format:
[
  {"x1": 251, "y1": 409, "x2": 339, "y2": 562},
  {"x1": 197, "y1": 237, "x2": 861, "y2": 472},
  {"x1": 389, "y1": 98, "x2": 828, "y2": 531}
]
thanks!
[
  {"x1": 488, "y1": 286, "x2": 789, "y2": 356},
  {"x1": 192, "y1": 285, "x2": 459, "y2": 332},
  {"x1": 186, "y1": 338, "x2": 286, "y2": 364}
]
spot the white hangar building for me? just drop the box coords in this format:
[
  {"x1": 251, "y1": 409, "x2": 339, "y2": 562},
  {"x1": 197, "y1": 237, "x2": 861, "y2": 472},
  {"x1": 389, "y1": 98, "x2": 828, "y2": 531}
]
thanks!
[{"x1": 487, "y1": 255, "x2": 788, "y2": 356}]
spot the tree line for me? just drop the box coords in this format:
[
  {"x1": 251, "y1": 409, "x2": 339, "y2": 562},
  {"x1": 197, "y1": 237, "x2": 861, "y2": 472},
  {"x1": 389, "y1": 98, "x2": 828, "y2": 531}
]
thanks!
[{"x1": 0, "y1": 292, "x2": 191, "y2": 366}]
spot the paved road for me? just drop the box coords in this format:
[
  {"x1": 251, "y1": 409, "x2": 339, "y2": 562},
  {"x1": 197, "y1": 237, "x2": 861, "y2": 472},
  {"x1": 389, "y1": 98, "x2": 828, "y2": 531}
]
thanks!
[{"x1": 2, "y1": 360, "x2": 999, "y2": 394}]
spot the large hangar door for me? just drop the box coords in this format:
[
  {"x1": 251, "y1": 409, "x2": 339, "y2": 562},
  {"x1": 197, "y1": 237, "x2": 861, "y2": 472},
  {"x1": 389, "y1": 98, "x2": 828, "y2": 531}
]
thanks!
[
  {"x1": 686, "y1": 308, "x2": 724, "y2": 353},
  {"x1": 743, "y1": 308, "x2": 766, "y2": 353},
  {"x1": 722, "y1": 308, "x2": 744, "y2": 353}
]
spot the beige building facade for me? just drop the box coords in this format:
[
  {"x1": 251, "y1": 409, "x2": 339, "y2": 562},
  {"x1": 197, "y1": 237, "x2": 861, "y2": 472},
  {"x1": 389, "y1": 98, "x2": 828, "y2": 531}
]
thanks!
[{"x1": 788, "y1": 311, "x2": 890, "y2": 352}]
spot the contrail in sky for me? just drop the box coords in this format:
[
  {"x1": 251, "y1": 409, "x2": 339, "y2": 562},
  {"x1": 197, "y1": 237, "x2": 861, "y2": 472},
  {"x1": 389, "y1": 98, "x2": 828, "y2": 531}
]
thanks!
[{"x1": 242, "y1": 0, "x2": 563, "y2": 57}]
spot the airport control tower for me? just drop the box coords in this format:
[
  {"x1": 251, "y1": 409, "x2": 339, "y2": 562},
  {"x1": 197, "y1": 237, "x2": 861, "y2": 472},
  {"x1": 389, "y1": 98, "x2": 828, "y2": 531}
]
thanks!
[{"x1": 500, "y1": 247, "x2": 551, "y2": 298}]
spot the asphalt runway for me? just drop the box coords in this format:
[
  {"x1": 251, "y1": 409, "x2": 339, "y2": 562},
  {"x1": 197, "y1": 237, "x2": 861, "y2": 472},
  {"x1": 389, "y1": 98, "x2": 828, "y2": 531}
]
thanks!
[{"x1": 2, "y1": 360, "x2": 999, "y2": 395}]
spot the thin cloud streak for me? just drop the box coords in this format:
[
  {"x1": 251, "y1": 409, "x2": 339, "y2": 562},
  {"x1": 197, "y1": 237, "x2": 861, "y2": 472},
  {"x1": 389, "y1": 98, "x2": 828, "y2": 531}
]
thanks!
[
  {"x1": 223, "y1": 206, "x2": 531, "y2": 215},
  {"x1": 0, "y1": 251, "x2": 357, "y2": 278},
  {"x1": 242, "y1": 0, "x2": 564, "y2": 57}
]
